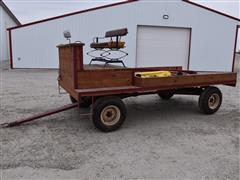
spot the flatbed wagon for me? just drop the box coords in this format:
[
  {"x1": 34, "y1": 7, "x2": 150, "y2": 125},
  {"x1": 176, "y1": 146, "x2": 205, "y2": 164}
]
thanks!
[
  {"x1": 57, "y1": 43, "x2": 237, "y2": 132},
  {"x1": 1, "y1": 42, "x2": 237, "y2": 131}
]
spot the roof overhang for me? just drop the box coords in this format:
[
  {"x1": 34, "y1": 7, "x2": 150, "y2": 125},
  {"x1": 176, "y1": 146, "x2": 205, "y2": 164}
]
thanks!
[
  {"x1": 7, "y1": 0, "x2": 240, "y2": 31},
  {"x1": 0, "y1": 0, "x2": 21, "y2": 25},
  {"x1": 182, "y1": 0, "x2": 240, "y2": 22},
  {"x1": 7, "y1": 0, "x2": 137, "y2": 31}
]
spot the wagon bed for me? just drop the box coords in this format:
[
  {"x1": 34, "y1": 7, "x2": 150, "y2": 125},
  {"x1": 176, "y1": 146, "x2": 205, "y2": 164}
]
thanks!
[
  {"x1": 73, "y1": 68, "x2": 236, "y2": 97},
  {"x1": 58, "y1": 44, "x2": 236, "y2": 100}
]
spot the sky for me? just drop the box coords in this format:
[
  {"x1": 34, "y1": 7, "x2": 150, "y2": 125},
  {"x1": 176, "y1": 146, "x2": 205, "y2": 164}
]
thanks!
[
  {"x1": 194, "y1": 0, "x2": 239, "y2": 18},
  {"x1": 3, "y1": 0, "x2": 122, "y2": 23},
  {"x1": 3, "y1": 0, "x2": 240, "y2": 24}
]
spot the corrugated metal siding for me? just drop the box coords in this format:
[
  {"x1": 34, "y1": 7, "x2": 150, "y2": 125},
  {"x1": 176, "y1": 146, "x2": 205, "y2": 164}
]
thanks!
[
  {"x1": 0, "y1": 6, "x2": 18, "y2": 61},
  {"x1": 11, "y1": 1, "x2": 239, "y2": 71}
]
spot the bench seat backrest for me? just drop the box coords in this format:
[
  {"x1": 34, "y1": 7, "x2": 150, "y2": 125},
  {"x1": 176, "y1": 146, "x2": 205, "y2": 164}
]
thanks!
[{"x1": 105, "y1": 28, "x2": 128, "y2": 38}]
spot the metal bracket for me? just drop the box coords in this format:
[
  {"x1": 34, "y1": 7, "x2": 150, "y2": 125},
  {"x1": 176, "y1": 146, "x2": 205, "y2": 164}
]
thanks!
[{"x1": 57, "y1": 76, "x2": 67, "y2": 95}]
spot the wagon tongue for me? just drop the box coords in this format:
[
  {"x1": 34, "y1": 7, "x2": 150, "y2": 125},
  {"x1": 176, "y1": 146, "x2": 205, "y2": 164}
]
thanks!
[{"x1": 0, "y1": 103, "x2": 78, "y2": 128}]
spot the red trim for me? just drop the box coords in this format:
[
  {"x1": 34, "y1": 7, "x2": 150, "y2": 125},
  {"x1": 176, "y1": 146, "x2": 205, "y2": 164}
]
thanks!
[
  {"x1": 187, "y1": 28, "x2": 192, "y2": 70},
  {"x1": 232, "y1": 25, "x2": 239, "y2": 72},
  {"x1": 6, "y1": 0, "x2": 240, "y2": 31},
  {"x1": 182, "y1": 0, "x2": 240, "y2": 22},
  {"x1": 7, "y1": 0, "x2": 137, "y2": 30},
  {"x1": 8, "y1": 30, "x2": 13, "y2": 69},
  {"x1": 0, "y1": 0, "x2": 21, "y2": 25}
]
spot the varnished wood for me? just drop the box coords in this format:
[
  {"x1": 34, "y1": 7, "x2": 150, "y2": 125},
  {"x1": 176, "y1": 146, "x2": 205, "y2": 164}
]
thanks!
[
  {"x1": 134, "y1": 73, "x2": 237, "y2": 88},
  {"x1": 57, "y1": 43, "x2": 237, "y2": 100},
  {"x1": 77, "y1": 70, "x2": 133, "y2": 89},
  {"x1": 58, "y1": 43, "x2": 85, "y2": 100}
]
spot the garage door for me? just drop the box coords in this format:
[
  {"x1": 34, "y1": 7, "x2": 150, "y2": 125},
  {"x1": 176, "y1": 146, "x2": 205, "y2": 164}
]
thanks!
[{"x1": 136, "y1": 26, "x2": 191, "y2": 69}]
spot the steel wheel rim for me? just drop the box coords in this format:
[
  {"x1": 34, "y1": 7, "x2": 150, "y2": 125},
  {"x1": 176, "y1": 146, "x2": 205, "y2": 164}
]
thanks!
[
  {"x1": 100, "y1": 105, "x2": 121, "y2": 126},
  {"x1": 208, "y1": 93, "x2": 220, "y2": 110}
]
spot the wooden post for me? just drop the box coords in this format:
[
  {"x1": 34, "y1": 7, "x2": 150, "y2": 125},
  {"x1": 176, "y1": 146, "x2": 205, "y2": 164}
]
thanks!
[
  {"x1": 72, "y1": 43, "x2": 85, "y2": 89},
  {"x1": 57, "y1": 42, "x2": 85, "y2": 91},
  {"x1": 73, "y1": 43, "x2": 85, "y2": 71}
]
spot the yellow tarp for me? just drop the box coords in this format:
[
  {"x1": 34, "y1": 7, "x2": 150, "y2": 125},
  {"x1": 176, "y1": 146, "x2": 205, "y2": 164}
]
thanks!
[{"x1": 135, "y1": 71, "x2": 171, "y2": 78}]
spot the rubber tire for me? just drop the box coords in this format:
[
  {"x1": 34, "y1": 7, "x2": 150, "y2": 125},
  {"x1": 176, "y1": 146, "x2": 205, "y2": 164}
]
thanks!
[
  {"x1": 92, "y1": 96, "x2": 126, "y2": 132},
  {"x1": 70, "y1": 95, "x2": 92, "y2": 108},
  {"x1": 158, "y1": 92, "x2": 174, "y2": 100},
  {"x1": 198, "y1": 86, "x2": 222, "y2": 114}
]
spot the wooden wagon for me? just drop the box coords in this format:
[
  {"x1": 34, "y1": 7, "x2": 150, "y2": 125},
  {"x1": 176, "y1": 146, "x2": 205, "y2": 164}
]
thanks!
[{"x1": 56, "y1": 43, "x2": 237, "y2": 132}]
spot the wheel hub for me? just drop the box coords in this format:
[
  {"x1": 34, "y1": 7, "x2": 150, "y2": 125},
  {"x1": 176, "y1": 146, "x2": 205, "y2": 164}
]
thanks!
[
  {"x1": 100, "y1": 105, "x2": 121, "y2": 126},
  {"x1": 208, "y1": 93, "x2": 220, "y2": 110}
]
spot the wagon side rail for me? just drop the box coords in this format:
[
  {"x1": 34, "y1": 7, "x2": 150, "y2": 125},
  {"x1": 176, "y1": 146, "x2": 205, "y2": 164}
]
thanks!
[{"x1": 75, "y1": 71, "x2": 237, "y2": 97}]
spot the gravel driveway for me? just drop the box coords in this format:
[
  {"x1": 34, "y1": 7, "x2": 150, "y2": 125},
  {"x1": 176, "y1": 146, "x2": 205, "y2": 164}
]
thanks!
[{"x1": 0, "y1": 60, "x2": 239, "y2": 180}]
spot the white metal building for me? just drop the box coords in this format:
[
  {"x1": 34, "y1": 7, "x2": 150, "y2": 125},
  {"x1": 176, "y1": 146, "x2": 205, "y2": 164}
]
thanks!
[
  {"x1": 8, "y1": 0, "x2": 240, "y2": 71},
  {"x1": 0, "y1": 0, "x2": 20, "y2": 61}
]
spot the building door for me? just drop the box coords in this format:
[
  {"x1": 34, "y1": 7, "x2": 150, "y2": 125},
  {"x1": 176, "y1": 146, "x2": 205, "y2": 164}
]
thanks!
[{"x1": 136, "y1": 26, "x2": 191, "y2": 69}]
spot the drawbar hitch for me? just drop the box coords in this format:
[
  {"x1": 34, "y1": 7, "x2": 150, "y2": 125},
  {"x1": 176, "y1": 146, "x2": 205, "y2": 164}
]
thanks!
[{"x1": 0, "y1": 103, "x2": 78, "y2": 128}]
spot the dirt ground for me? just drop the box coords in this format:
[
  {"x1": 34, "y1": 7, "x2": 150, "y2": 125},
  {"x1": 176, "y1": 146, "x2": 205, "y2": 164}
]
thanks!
[{"x1": 0, "y1": 59, "x2": 239, "y2": 180}]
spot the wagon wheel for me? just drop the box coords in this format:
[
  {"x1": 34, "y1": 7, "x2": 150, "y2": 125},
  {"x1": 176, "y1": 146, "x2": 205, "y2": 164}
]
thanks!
[
  {"x1": 158, "y1": 92, "x2": 174, "y2": 100},
  {"x1": 198, "y1": 86, "x2": 222, "y2": 114},
  {"x1": 69, "y1": 95, "x2": 92, "y2": 108},
  {"x1": 92, "y1": 96, "x2": 126, "y2": 132}
]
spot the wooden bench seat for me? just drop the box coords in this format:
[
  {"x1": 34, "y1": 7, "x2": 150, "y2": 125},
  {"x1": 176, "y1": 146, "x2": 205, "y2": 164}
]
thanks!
[{"x1": 90, "y1": 41, "x2": 125, "y2": 49}]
